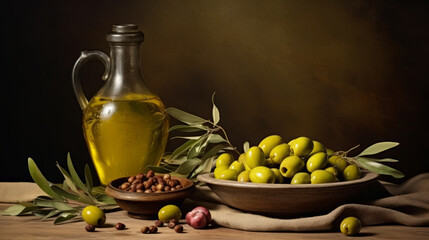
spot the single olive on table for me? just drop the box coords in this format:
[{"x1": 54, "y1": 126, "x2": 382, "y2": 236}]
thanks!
[{"x1": 213, "y1": 135, "x2": 362, "y2": 184}]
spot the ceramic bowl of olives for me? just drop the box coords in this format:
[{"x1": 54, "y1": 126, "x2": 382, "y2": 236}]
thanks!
[
  {"x1": 197, "y1": 171, "x2": 379, "y2": 218},
  {"x1": 105, "y1": 171, "x2": 196, "y2": 219}
]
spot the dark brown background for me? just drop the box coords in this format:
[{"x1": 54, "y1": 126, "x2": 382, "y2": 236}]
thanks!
[{"x1": 2, "y1": 0, "x2": 428, "y2": 184}]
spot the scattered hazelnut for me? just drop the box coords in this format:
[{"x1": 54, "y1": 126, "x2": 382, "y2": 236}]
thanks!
[
  {"x1": 154, "y1": 220, "x2": 164, "y2": 227},
  {"x1": 85, "y1": 224, "x2": 95, "y2": 232},
  {"x1": 174, "y1": 224, "x2": 184, "y2": 233},
  {"x1": 141, "y1": 226, "x2": 149, "y2": 234},
  {"x1": 115, "y1": 222, "x2": 126, "y2": 230},
  {"x1": 148, "y1": 225, "x2": 158, "y2": 233},
  {"x1": 168, "y1": 221, "x2": 176, "y2": 228}
]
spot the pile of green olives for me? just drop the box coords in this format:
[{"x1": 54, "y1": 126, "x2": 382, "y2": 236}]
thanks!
[{"x1": 213, "y1": 135, "x2": 361, "y2": 184}]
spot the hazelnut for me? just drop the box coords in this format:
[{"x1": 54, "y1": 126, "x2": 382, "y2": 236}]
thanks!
[
  {"x1": 174, "y1": 224, "x2": 184, "y2": 233},
  {"x1": 136, "y1": 183, "x2": 143, "y2": 190},
  {"x1": 141, "y1": 226, "x2": 149, "y2": 234},
  {"x1": 143, "y1": 181, "x2": 151, "y2": 189},
  {"x1": 85, "y1": 224, "x2": 95, "y2": 232},
  {"x1": 128, "y1": 176, "x2": 135, "y2": 183},
  {"x1": 156, "y1": 184, "x2": 164, "y2": 191},
  {"x1": 147, "y1": 170, "x2": 155, "y2": 178},
  {"x1": 115, "y1": 222, "x2": 126, "y2": 230},
  {"x1": 163, "y1": 174, "x2": 171, "y2": 181},
  {"x1": 164, "y1": 186, "x2": 171, "y2": 192},
  {"x1": 144, "y1": 189, "x2": 152, "y2": 193},
  {"x1": 120, "y1": 182, "x2": 130, "y2": 190},
  {"x1": 154, "y1": 220, "x2": 164, "y2": 227},
  {"x1": 148, "y1": 225, "x2": 158, "y2": 233},
  {"x1": 136, "y1": 189, "x2": 143, "y2": 193},
  {"x1": 136, "y1": 173, "x2": 144, "y2": 179},
  {"x1": 132, "y1": 178, "x2": 142, "y2": 185},
  {"x1": 168, "y1": 221, "x2": 176, "y2": 228}
]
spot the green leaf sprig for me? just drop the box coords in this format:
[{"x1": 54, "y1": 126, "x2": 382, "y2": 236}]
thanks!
[
  {"x1": 1, "y1": 153, "x2": 118, "y2": 224},
  {"x1": 334, "y1": 142, "x2": 404, "y2": 178},
  {"x1": 147, "y1": 93, "x2": 239, "y2": 181}
]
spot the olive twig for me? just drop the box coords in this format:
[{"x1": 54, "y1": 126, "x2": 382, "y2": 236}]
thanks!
[{"x1": 207, "y1": 120, "x2": 240, "y2": 156}]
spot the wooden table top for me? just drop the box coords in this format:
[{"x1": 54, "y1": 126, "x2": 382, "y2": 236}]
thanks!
[{"x1": 0, "y1": 203, "x2": 428, "y2": 240}]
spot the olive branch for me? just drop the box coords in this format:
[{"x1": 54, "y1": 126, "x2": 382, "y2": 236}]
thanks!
[
  {"x1": 154, "y1": 93, "x2": 404, "y2": 180},
  {"x1": 0, "y1": 154, "x2": 118, "y2": 224}
]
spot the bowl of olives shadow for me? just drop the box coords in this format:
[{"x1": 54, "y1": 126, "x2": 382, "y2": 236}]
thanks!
[
  {"x1": 197, "y1": 171, "x2": 379, "y2": 218},
  {"x1": 105, "y1": 173, "x2": 196, "y2": 219}
]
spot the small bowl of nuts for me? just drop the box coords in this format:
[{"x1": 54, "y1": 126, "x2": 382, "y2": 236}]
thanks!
[{"x1": 105, "y1": 170, "x2": 195, "y2": 219}]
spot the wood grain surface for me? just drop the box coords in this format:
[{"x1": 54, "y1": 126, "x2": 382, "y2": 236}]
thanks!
[{"x1": 0, "y1": 204, "x2": 428, "y2": 240}]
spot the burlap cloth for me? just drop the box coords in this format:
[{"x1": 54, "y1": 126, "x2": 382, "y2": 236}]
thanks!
[{"x1": 1, "y1": 173, "x2": 429, "y2": 231}]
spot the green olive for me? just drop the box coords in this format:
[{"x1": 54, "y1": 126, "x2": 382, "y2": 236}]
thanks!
[
  {"x1": 244, "y1": 146, "x2": 266, "y2": 169},
  {"x1": 238, "y1": 153, "x2": 246, "y2": 164},
  {"x1": 215, "y1": 153, "x2": 234, "y2": 168},
  {"x1": 340, "y1": 216, "x2": 361, "y2": 236},
  {"x1": 342, "y1": 164, "x2": 361, "y2": 181},
  {"x1": 265, "y1": 157, "x2": 277, "y2": 168},
  {"x1": 306, "y1": 152, "x2": 328, "y2": 172},
  {"x1": 217, "y1": 169, "x2": 239, "y2": 181},
  {"x1": 327, "y1": 155, "x2": 349, "y2": 173},
  {"x1": 158, "y1": 204, "x2": 182, "y2": 223},
  {"x1": 237, "y1": 170, "x2": 251, "y2": 182},
  {"x1": 213, "y1": 166, "x2": 229, "y2": 179},
  {"x1": 249, "y1": 166, "x2": 276, "y2": 183},
  {"x1": 310, "y1": 170, "x2": 336, "y2": 184},
  {"x1": 269, "y1": 143, "x2": 291, "y2": 164},
  {"x1": 324, "y1": 166, "x2": 339, "y2": 177},
  {"x1": 229, "y1": 160, "x2": 245, "y2": 173},
  {"x1": 291, "y1": 172, "x2": 311, "y2": 184},
  {"x1": 270, "y1": 168, "x2": 284, "y2": 183},
  {"x1": 290, "y1": 136, "x2": 313, "y2": 157},
  {"x1": 258, "y1": 135, "x2": 283, "y2": 157},
  {"x1": 82, "y1": 205, "x2": 106, "y2": 226},
  {"x1": 279, "y1": 156, "x2": 305, "y2": 178},
  {"x1": 309, "y1": 140, "x2": 326, "y2": 155}
]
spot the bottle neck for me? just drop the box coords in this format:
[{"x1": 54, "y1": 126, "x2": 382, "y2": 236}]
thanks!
[
  {"x1": 110, "y1": 43, "x2": 142, "y2": 81},
  {"x1": 104, "y1": 43, "x2": 151, "y2": 97}
]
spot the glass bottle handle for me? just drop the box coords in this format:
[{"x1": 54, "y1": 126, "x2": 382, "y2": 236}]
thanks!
[{"x1": 72, "y1": 51, "x2": 110, "y2": 110}]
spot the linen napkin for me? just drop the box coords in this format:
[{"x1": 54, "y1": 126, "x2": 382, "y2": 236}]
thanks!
[{"x1": 184, "y1": 173, "x2": 429, "y2": 231}]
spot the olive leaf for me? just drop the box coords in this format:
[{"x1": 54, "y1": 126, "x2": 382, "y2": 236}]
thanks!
[
  {"x1": 169, "y1": 124, "x2": 209, "y2": 132},
  {"x1": 175, "y1": 159, "x2": 202, "y2": 176},
  {"x1": 51, "y1": 185, "x2": 81, "y2": 202},
  {"x1": 54, "y1": 212, "x2": 79, "y2": 224},
  {"x1": 28, "y1": 158, "x2": 63, "y2": 201},
  {"x1": 67, "y1": 153, "x2": 90, "y2": 195},
  {"x1": 84, "y1": 164, "x2": 93, "y2": 192},
  {"x1": 170, "y1": 139, "x2": 198, "y2": 160},
  {"x1": 1, "y1": 204, "x2": 37, "y2": 216},
  {"x1": 357, "y1": 142, "x2": 399, "y2": 157},
  {"x1": 243, "y1": 141, "x2": 250, "y2": 153},
  {"x1": 356, "y1": 157, "x2": 404, "y2": 178},
  {"x1": 166, "y1": 107, "x2": 207, "y2": 125},
  {"x1": 212, "y1": 92, "x2": 220, "y2": 125}
]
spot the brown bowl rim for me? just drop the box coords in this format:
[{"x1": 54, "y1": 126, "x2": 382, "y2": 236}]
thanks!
[
  {"x1": 106, "y1": 175, "x2": 195, "y2": 201},
  {"x1": 197, "y1": 171, "x2": 378, "y2": 189}
]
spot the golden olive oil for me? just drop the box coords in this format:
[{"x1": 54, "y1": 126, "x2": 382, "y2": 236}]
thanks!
[{"x1": 82, "y1": 94, "x2": 169, "y2": 185}]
